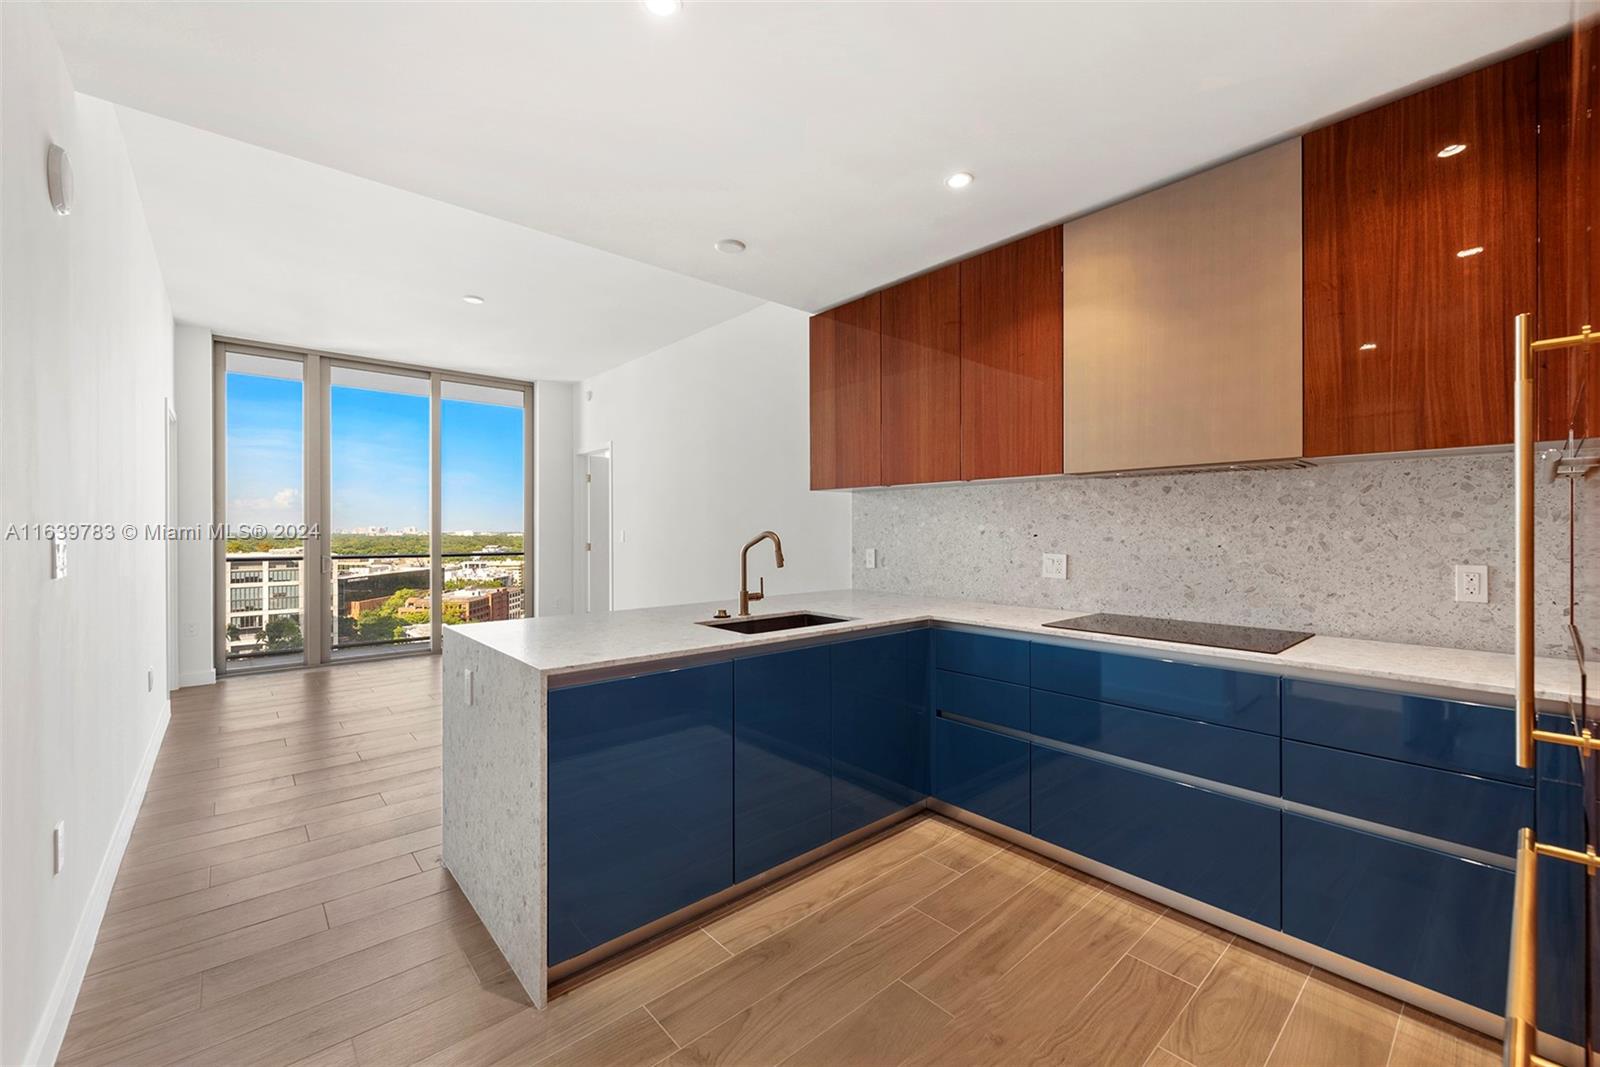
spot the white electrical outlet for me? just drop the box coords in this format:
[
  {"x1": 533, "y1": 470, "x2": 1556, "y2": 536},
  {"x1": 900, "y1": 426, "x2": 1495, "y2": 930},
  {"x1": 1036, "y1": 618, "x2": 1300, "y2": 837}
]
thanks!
[
  {"x1": 53, "y1": 822, "x2": 65, "y2": 875},
  {"x1": 1042, "y1": 553, "x2": 1068, "y2": 580},
  {"x1": 1454, "y1": 564, "x2": 1488, "y2": 604},
  {"x1": 463, "y1": 668, "x2": 474, "y2": 706},
  {"x1": 864, "y1": 548, "x2": 877, "y2": 570}
]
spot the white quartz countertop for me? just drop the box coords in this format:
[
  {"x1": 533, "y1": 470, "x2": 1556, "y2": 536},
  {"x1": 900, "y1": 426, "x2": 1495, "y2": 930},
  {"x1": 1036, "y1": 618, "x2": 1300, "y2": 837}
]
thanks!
[{"x1": 449, "y1": 589, "x2": 1586, "y2": 707}]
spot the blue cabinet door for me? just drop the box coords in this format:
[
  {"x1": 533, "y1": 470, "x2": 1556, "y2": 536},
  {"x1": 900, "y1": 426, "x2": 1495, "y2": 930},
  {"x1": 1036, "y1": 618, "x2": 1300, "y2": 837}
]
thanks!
[
  {"x1": 831, "y1": 630, "x2": 929, "y2": 838},
  {"x1": 933, "y1": 669, "x2": 1030, "y2": 732},
  {"x1": 1282, "y1": 813, "x2": 1512, "y2": 1014},
  {"x1": 933, "y1": 629, "x2": 1030, "y2": 685},
  {"x1": 734, "y1": 646, "x2": 833, "y2": 882},
  {"x1": 1031, "y1": 689, "x2": 1279, "y2": 795},
  {"x1": 1536, "y1": 714, "x2": 1586, "y2": 1043},
  {"x1": 1281, "y1": 740, "x2": 1532, "y2": 856},
  {"x1": 1030, "y1": 643, "x2": 1280, "y2": 734},
  {"x1": 547, "y1": 662, "x2": 734, "y2": 964},
  {"x1": 1032, "y1": 746, "x2": 1280, "y2": 927},
  {"x1": 932, "y1": 716, "x2": 1029, "y2": 832},
  {"x1": 1282, "y1": 679, "x2": 1531, "y2": 784}
]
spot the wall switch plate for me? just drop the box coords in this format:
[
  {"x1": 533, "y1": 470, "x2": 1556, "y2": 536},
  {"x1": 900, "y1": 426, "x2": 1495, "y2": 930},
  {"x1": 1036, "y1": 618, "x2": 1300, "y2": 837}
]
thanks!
[
  {"x1": 864, "y1": 548, "x2": 877, "y2": 570},
  {"x1": 1042, "y1": 553, "x2": 1068, "y2": 580},
  {"x1": 463, "y1": 668, "x2": 474, "y2": 706},
  {"x1": 1454, "y1": 564, "x2": 1488, "y2": 604},
  {"x1": 53, "y1": 822, "x2": 65, "y2": 875},
  {"x1": 50, "y1": 537, "x2": 67, "y2": 580}
]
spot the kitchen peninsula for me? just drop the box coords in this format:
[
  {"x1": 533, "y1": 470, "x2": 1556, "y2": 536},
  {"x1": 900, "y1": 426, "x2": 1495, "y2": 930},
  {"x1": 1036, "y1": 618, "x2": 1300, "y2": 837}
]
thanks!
[{"x1": 441, "y1": 589, "x2": 1585, "y2": 1044}]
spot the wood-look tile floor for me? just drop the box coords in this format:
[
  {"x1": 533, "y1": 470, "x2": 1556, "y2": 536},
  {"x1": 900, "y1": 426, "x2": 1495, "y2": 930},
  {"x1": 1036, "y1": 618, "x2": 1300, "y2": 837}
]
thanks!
[{"x1": 62, "y1": 655, "x2": 1502, "y2": 1067}]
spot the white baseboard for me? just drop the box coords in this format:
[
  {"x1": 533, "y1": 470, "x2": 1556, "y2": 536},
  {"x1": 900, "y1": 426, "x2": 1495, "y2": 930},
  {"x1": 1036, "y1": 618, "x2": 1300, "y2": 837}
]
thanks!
[
  {"x1": 177, "y1": 668, "x2": 216, "y2": 689},
  {"x1": 23, "y1": 704, "x2": 170, "y2": 1066}
]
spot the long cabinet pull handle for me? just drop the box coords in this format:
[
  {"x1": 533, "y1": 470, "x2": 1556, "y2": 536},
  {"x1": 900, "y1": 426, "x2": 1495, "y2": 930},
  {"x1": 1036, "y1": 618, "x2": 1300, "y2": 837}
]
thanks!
[
  {"x1": 1511, "y1": 313, "x2": 1600, "y2": 769},
  {"x1": 1513, "y1": 312, "x2": 1536, "y2": 770}
]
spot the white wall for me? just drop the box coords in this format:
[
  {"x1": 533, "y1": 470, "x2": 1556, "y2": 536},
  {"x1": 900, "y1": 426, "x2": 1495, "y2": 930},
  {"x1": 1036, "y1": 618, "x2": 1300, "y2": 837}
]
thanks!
[
  {"x1": 0, "y1": 6, "x2": 176, "y2": 1062},
  {"x1": 533, "y1": 380, "x2": 575, "y2": 615},
  {"x1": 576, "y1": 303, "x2": 852, "y2": 611},
  {"x1": 172, "y1": 323, "x2": 215, "y2": 685}
]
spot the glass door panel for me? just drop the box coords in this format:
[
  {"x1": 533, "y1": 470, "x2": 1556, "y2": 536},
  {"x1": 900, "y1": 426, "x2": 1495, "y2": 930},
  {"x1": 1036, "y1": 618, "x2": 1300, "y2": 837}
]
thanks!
[
  {"x1": 440, "y1": 380, "x2": 527, "y2": 626},
  {"x1": 222, "y1": 351, "x2": 306, "y2": 669},
  {"x1": 328, "y1": 364, "x2": 432, "y2": 655}
]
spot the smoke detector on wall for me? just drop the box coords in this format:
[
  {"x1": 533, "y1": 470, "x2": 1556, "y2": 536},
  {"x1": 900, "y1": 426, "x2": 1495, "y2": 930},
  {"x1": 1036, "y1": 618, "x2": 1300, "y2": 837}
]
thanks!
[{"x1": 46, "y1": 144, "x2": 73, "y2": 216}]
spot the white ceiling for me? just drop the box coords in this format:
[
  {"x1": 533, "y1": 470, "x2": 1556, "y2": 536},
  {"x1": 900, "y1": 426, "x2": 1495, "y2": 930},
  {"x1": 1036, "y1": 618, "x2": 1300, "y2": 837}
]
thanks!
[
  {"x1": 48, "y1": 1, "x2": 1574, "y2": 367},
  {"x1": 107, "y1": 106, "x2": 761, "y2": 381}
]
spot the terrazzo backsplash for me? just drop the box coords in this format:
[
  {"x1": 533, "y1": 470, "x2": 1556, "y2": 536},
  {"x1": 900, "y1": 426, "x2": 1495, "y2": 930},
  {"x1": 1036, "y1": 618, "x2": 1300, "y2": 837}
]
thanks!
[{"x1": 852, "y1": 453, "x2": 1597, "y2": 658}]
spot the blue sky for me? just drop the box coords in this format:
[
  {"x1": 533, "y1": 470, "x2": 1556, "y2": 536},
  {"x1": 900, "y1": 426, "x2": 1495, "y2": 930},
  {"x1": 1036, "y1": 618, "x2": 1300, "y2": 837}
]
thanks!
[{"x1": 226, "y1": 372, "x2": 524, "y2": 533}]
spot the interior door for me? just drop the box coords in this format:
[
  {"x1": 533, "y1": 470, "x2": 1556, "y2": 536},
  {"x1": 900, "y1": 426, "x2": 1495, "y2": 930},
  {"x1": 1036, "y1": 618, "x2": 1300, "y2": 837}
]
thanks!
[{"x1": 586, "y1": 452, "x2": 611, "y2": 613}]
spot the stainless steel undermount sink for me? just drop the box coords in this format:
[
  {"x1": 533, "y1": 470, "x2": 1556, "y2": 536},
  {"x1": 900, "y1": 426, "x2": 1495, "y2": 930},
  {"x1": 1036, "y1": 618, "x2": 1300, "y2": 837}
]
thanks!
[{"x1": 697, "y1": 611, "x2": 851, "y2": 635}]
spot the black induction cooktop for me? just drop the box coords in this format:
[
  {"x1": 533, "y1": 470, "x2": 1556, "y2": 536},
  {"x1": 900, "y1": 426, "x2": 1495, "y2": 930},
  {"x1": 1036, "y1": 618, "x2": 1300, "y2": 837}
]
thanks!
[{"x1": 1041, "y1": 612, "x2": 1313, "y2": 655}]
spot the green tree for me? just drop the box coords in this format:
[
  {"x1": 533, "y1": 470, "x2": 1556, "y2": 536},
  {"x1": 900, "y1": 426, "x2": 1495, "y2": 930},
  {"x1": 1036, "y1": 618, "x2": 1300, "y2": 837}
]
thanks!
[{"x1": 263, "y1": 616, "x2": 302, "y2": 651}]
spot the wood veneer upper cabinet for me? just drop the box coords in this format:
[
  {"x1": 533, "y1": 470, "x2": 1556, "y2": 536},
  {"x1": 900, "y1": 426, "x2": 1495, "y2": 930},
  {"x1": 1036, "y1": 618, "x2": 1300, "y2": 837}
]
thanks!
[
  {"x1": 809, "y1": 293, "x2": 883, "y2": 489},
  {"x1": 1303, "y1": 53, "x2": 1538, "y2": 457},
  {"x1": 1063, "y1": 140, "x2": 1303, "y2": 474},
  {"x1": 1537, "y1": 27, "x2": 1600, "y2": 441},
  {"x1": 959, "y1": 229, "x2": 1065, "y2": 480},
  {"x1": 880, "y1": 265, "x2": 961, "y2": 485}
]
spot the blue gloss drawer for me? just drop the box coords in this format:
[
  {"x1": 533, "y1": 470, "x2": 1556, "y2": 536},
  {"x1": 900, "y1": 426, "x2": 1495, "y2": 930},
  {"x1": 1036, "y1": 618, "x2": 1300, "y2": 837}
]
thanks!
[
  {"x1": 1029, "y1": 643, "x2": 1279, "y2": 735},
  {"x1": 1281, "y1": 680, "x2": 1530, "y2": 784},
  {"x1": 1031, "y1": 689, "x2": 1278, "y2": 795},
  {"x1": 933, "y1": 669, "x2": 1029, "y2": 733},
  {"x1": 932, "y1": 717, "x2": 1029, "y2": 832},
  {"x1": 1282, "y1": 813, "x2": 1512, "y2": 1014},
  {"x1": 932, "y1": 629, "x2": 1030, "y2": 685},
  {"x1": 1282, "y1": 740, "x2": 1531, "y2": 856},
  {"x1": 1032, "y1": 746, "x2": 1280, "y2": 927}
]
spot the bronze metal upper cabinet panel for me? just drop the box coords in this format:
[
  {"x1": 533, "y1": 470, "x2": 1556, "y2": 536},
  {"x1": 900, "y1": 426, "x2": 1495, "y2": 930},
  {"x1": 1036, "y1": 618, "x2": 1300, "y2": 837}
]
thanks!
[
  {"x1": 1537, "y1": 27, "x2": 1600, "y2": 441},
  {"x1": 1063, "y1": 140, "x2": 1303, "y2": 474},
  {"x1": 880, "y1": 265, "x2": 961, "y2": 485},
  {"x1": 809, "y1": 293, "x2": 882, "y2": 489},
  {"x1": 959, "y1": 229, "x2": 1065, "y2": 480},
  {"x1": 1303, "y1": 53, "x2": 1538, "y2": 457}
]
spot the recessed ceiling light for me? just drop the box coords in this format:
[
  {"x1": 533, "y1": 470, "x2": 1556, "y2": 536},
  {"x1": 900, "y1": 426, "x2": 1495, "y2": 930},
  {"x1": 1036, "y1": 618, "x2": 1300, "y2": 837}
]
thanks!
[
  {"x1": 643, "y1": 0, "x2": 681, "y2": 15},
  {"x1": 1456, "y1": 246, "x2": 1484, "y2": 258},
  {"x1": 462, "y1": 294, "x2": 485, "y2": 304},
  {"x1": 945, "y1": 172, "x2": 974, "y2": 190},
  {"x1": 714, "y1": 238, "x2": 746, "y2": 254},
  {"x1": 1437, "y1": 144, "x2": 1468, "y2": 158},
  {"x1": 1359, "y1": 342, "x2": 1377, "y2": 351}
]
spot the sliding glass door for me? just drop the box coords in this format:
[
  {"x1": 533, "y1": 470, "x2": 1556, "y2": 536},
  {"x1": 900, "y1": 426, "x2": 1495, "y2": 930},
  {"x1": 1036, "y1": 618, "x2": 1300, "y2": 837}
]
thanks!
[
  {"x1": 220, "y1": 350, "x2": 308, "y2": 669},
  {"x1": 215, "y1": 342, "x2": 533, "y2": 673},
  {"x1": 328, "y1": 364, "x2": 433, "y2": 657},
  {"x1": 440, "y1": 381, "x2": 527, "y2": 627}
]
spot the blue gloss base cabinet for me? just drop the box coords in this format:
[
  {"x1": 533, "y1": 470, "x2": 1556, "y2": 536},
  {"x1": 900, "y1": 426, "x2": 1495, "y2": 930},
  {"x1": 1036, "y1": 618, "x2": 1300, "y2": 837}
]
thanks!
[
  {"x1": 734, "y1": 646, "x2": 834, "y2": 883},
  {"x1": 547, "y1": 662, "x2": 734, "y2": 966},
  {"x1": 544, "y1": 624, "x2": 1584, "y2": 1044},
  {"x1": 1031, "y1": 746, "x2": 1281, "y2": 928},
  {"x1": 830, "y1": 631, "x2": 929, "y2": 838}
]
